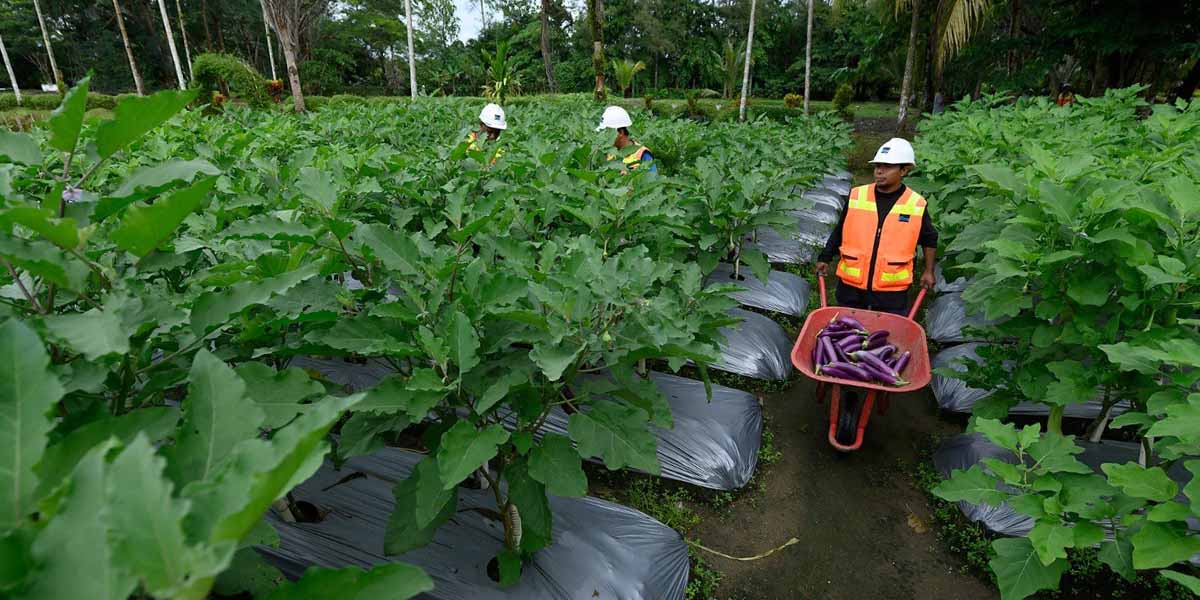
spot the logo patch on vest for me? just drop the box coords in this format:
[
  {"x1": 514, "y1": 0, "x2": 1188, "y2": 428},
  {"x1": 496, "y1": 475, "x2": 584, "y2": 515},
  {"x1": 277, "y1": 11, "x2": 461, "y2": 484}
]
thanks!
[{"x1": 898, "y1": 214, "x2": 910, "y2": 222}]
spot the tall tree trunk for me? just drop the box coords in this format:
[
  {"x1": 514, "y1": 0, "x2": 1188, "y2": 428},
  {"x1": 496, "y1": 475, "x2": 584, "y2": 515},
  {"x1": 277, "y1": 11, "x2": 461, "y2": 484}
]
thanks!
[
  {"x1": 590, "y1": 0, "x2": 605, "y2": 101},
  {"x1": 1170, "y1": 58, "x2": 1200, "y2": 104},
  {"x1": 31, "y1": 0, "x2": 64, "y2": 92},
  {"x1": 279, "y1": 34, "x2": 304, "y2": 112},
  {"x1": 175, "y1": 0, "x2": 194, "y2": 80},
  {"x1": 404, "y1": 0, "x2": 417, "y2": 97},
  {"x1": 112, "y1": 0, "x2": 146, "y2": 96},
  {"x1": 540, "y1": 0, "x2": 557, "y2": 93},
  {"x1": 1006, "y1": 0, "x2": 1019, "y2": 77},
  {"x1": 922, "y1": 2, "x2": 937, "y2": 110},
  {"x1": 156, "y1": 0, "x2": 187, "y2": 89},
  {"x1": 200, "y1": 0, "x2": 213, "y2": 50},
  {"x1": 259, "y1": 0, "x2": 277, "y2": 79},
  {"x1": 479, "y1": 0, "x2": 488, "y2": 31},
  {"x1": 897, "y1": 0, "x2": 920, "y2": 129},
  {"x1": 0, "y1": 34, "x2": 21, "y2": 106},
  {"x1": 738, "y1": 0, "x2": 757, "y2": 121},
  {"x1": 803, "y1": 0, "x2": 813, "y2": 113}
]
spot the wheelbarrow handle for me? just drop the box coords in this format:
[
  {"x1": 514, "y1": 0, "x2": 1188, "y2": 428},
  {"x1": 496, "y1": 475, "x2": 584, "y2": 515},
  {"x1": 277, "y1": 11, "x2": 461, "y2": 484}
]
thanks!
[
  {"x1": 907, "y1": 287, "x2": 928, "y2": 321},
  {"x1": 818, "y1": 274, "x2": 827, "y2": 308}
]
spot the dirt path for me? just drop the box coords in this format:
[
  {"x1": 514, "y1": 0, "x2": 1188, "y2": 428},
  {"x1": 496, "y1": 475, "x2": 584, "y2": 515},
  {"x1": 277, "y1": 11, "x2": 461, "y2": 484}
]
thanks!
[{"x1": 691, "y1": 378, "x2": 995, "y2": 600}]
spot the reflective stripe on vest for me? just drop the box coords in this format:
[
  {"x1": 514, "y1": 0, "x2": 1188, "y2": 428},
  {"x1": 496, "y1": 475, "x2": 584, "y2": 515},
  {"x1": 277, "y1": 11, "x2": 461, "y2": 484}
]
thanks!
[
  {"x1": 607, "y1": 146, "x2": 650, "y2": 171},
  {"x1": 465, "y1": 132, "x2": 502, "y2": 163},
  {"x1": 835, "y1": 184, "x2": 927, "y2": 292}
]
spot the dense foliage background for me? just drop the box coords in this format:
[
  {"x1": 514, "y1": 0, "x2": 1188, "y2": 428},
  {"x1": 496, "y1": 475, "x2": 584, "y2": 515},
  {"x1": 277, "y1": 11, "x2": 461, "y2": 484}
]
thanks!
[{"x1": 1, "y1": 0, "x2": 1197, "y2": 105}]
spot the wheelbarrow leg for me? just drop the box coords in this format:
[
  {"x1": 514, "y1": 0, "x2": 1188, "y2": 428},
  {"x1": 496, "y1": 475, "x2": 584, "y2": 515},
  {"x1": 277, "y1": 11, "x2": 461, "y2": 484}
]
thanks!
[
  {"x1": 876, "y1": 391, "x2": 891, "y2": 416},
  {"x1": 815, "y1": 381, "x2": 826, "y2": 405},
  {"x1": 828, "y1": 388, "x2": 877, "y2": 452}
]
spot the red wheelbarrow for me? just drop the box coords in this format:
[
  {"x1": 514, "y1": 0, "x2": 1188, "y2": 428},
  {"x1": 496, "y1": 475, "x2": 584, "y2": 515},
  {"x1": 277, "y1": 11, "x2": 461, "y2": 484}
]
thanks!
[{"x1": 790, "y1": 277, "x2": 932, "y2": 452}]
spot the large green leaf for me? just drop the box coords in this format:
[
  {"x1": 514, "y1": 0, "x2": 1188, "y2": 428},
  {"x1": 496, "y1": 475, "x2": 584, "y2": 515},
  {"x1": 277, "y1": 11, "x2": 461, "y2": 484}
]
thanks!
[
  {"x1": 356, "y1": 370, "x2": 447, "y2": 420},
  {"x1": 95, "y1": 89, "x2": 196, "y2": 159},
  {"x1": 296, "y1": 167, "x2": 336, "y2": 211},
  {"x1": 384, "y1": 458, "x2": 458, "y2": 555},
  {"x1": 505, "y1": 459, "x2": 552, "y2": 553},
  {"x1": 530, "y1": 340, "x2": 585, "y2": 382},
  {"x1": 235, "y1": 362, "x2": 324, "y2": 429},
  {"x1": 304, "y1": 316, "x2": 416, "y2": 356},
  {"x1": 448, "y1": 311, "x2": 480, "y2": 374},
  {"x1": 0, "y1": 235, "x2": 90, "y2": 291},
  {"x1": 1147, "y1": 395, "x2": 1200, "y2": 440},
  {"x1": 42, "y1": 307, "x2": 129, "y2": 360},
  {"x1": 99, "y1": 159, "x2": 220, "y2": 219},
  {"x1": 0, "y1": 132, "x2": 41, "y2": 166},
  {"x1": 1161, "y1": 570, "x2": 1200, "y2": 595},
  {"x1": 355, "y1": 223, "x2": 420, "y2": 275},
  {"x1": 932, "y1": 465, "x2": 1008, "y2": 506},
  {"x1": 35, "y1": 407, "x2": 178, "y2": 499},
  {"x1": 0, "y1": 320, "x2": 61, "y2": 532},
  {"x1": 1028, "y1": 522, "x2": 1076, "y2": 566},
  {"x1": 1097, "y1": 536, "x2": 1135, "y2": 582},
  {"x1": 168, "y1": 350, "x2": 266, "y2": 486},
  {"x1": 1184, "y1": 461, "x2": 1200, "y2": 515},
  {"x1": 191, "y1": 260, "x2": 324, "y2": 334},
  {"x1": 1027, "y1": 433, "x2": 1091, "y2": 474},
  {"x1": 410, "y1": 456, "x2": 455, "y2": 527},
  {"x1": 1100, "y1": 463, "x2": 1178, "y2": 502},
  {"x1": 436, "y1": 421, "x2": 510, "y2": 488},
  {"x1": 107, "y1": 436, "x2": 228, "y2": 599},
  {"x1": 182, "y1": 393, "x2": 362, "y2": 548},
  {"x1": 110, "y1": 176, "x2": 215, "y2": 257},
  {"x1": 1131, "y1": 521, "x2": 1200, "y2": 570},
  {"x1": 223, "y1": 216, "x2": 319, "y2": 244},
  {"x1": 46, "y1": 77, "x2": 90, "y2": 154},
  {"x1": 989, "y1": 537, "x2": 1068, "y2": 600},
  {"x1": 527, "y1": 433, "x2": 587, "y2": 497},
  {"x1": 567, "y1": 401, "x2": 659, "y2": 473},
  {"x1": 25, "y1": 442, "x2": 137, "y2": 600},
  {"x1": 1, "y1": 206, "x2": 79, "y2": 249},
  {"x1": 971, "y1": 418, "x2": 1020, "y2": 451},
  {"x1": 261, "y1": 563, "x2": 432, "y2": 600}
]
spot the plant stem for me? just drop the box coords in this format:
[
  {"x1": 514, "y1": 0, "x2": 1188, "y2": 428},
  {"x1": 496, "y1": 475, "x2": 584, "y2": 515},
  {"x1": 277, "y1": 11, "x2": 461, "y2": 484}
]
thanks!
[
  {"x1": 2, "y1": 259, "x2": 46, "y2": 313},
  {"x1": 134, "y1": 317, "x2": 235, "y2": 375},
  {"x1": 1047, "y1": 405, "x2": 1064, "y2": 436}
]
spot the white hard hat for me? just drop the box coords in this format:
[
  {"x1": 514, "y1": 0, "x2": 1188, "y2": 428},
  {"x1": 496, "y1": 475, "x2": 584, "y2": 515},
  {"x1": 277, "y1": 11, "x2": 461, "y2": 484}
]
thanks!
[
  {"x1": 870, "y1": 137, "x2": 915, "y2": 165},
  {"x1": 596, "y1": 106, "x2": 633, "y2": 131},
  {"x1": 480, "y1": 103, "x2": 507, "y2": 130}
]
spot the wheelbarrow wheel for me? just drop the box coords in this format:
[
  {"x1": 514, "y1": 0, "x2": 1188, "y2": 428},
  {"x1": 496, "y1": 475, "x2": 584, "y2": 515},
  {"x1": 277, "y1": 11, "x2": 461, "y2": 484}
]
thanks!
[{"x1": 836, "y1": 391, "x2": 862, "y2": 447}]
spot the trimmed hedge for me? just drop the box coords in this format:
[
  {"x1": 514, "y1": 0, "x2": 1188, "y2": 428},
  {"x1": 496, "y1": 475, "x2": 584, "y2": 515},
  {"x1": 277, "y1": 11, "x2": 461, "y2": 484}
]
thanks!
[
  {"x1": 0, "y1": 92, "x2": 124, "y2": 111},
  {"x1": 191, "y1": 53, "x2": 270, "y2": 108}
]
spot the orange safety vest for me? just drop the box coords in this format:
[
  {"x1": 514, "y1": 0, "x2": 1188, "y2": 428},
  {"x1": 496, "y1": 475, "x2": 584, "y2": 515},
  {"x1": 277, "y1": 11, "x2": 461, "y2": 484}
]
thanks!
[
  {"x1": 466, "y1": 131, "x2": 504, "y2": 163},
  {"x1": 607, "y1": 145, "x2": 650, "y2": 172},
  {"x1": 835, "y1": 184, "x2": 927, "y2": 292}
]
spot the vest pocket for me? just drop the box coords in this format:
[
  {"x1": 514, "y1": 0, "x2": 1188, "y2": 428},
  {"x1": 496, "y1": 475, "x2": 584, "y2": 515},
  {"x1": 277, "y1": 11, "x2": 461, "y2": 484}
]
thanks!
[
  {"x1": 836, "y1": 247, "x2": 866, "y2": 286},
  {"x1": 877, "y1": 255, "x2": 913, "y2": 288}
]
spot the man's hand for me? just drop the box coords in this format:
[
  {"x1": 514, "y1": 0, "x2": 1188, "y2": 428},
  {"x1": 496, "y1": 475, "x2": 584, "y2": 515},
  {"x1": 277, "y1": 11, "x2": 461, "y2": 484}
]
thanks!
[
  {"x1": 920, "y1": 269, "x2": 936, "y2": 290},
  {"x1": 815, "y1": 262, "x2": 828, "y2": 277}
]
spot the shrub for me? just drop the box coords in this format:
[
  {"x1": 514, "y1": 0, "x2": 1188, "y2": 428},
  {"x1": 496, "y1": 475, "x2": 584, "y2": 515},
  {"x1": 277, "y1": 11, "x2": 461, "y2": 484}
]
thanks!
[
  {"x1": 86, "y1": 92, "x2": 117, "y2": 110},
  {"x1": 191, "y1": 53, "x2": 269, "y2": 108},
  {"x1": 833, "y1": 83, "x2": 854, "y2": 120},
  {"x1": 643, "y1": 94, "x2": 654, "y2": 110},
  {"x1": 784, "y1": 93, "x2": 803, "y2": 109}
]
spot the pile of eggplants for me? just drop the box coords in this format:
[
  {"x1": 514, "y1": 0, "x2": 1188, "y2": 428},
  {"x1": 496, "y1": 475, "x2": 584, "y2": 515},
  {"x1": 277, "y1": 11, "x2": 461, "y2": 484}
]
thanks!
[{"x1": 810, "y1": 314, "x2": 911, "y2": 386}]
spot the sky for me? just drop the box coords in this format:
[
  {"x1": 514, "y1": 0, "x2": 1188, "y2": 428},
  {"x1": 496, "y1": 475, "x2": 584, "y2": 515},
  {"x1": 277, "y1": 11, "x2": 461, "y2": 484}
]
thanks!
[{"x1": 455, "y1": 0, "x2": 485, "y2": 41}]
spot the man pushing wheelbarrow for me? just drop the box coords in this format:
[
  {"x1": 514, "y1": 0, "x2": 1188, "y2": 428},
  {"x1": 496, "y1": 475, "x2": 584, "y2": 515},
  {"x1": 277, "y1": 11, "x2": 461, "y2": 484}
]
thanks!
[{"x1": 793, "y1": 138, "x2": 938, "y2": 451}]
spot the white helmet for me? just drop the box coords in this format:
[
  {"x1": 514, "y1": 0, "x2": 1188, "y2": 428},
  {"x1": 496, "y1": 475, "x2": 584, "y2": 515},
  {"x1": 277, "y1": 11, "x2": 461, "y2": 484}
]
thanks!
[
  {"x1": 479, "y1": 103, "x2": 507, "y2": 130},
  {"x1": 870, "y1": 137, "x2": 915, "y2": 165},
  {"x1": 596, "y1": 106, "x2": 633, "y2": 131}
]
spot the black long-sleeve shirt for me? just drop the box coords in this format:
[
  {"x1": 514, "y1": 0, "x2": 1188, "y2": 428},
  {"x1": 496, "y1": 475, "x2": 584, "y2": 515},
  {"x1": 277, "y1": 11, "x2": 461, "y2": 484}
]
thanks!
[{"x1": 817, "y1": 184, "x2": 938, "y2": 313}]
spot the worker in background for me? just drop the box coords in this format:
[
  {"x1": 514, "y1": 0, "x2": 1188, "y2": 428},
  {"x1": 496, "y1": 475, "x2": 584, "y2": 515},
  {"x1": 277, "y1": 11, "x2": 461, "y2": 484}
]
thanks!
[
  {"x1": 1056, "y1": 84, "x2": 1075, "y2": 107},
  {"x1": 596, "y1": 106, "x2": 657, "y2": 174},
  {"x1": 467, "y1": 103, "x2": 506, "y2": 162},
  {"x1": 815, "y1": 138, "x2": 937, "y2": 317}
]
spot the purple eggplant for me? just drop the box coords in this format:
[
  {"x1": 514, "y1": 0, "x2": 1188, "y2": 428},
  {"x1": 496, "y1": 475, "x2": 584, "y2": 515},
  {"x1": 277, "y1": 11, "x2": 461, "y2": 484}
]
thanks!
[
  {"x1": 853, "y1": 351, "x2": 905, "y2": 385},
  {"x1": 893, "y1": 351, "x2": 911, "y2": 375},
  {"x1": 864, "y1": 330, "x2": 889, "y2": 347},
  {"x1": 811, "y1": 344, "x2": 820, "y2": 368},
  {"x1": 824, "y1": 319, "x2": 852, "y2": 332},
  {"x1": 865, "y1": 344, "x2": 897, "y2": 360},
  {"x1": 822, "y1": 361, "x2": 873, "y2": 382},
  {"x1": 836, "y1": 315, "x2": 866, "y2": 330},
  {"x1": 864, "y1": 335, "x2": 890, "y2": 351},
  {"x1": 820, "y1": 336, "x2": 838, "y2": 366},
  {"x1": 833, "y1": 341, "x2": 851, "y2": 364},
  {"x1": 837, "y1": 335, "x2": 864, "y2": 352}
]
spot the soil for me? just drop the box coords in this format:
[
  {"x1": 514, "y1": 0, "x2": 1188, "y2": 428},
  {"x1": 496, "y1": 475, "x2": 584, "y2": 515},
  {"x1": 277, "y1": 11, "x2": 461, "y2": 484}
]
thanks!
[{"x1": 690, "y1": 381, "x2": 996, "y2": 600}]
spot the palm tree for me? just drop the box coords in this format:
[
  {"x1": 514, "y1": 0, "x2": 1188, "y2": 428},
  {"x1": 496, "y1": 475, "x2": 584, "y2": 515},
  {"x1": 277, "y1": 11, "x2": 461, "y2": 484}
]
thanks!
[
  {"x1": 404, "y1": 0, "x2": 417, "y2": 97},
  {"x1": 0, "y1": 33, "x2": 21, "y2": 106},
  {"x1": 155, "y1": 0, "x2": 187, "y2": 89},
  {"x1": 610, "y1": 59, "x2": 645, "y2": 98},
  {"x1": 896, "y1": 0, "x2": 921, "y2": 128},
  {"x1": 482, "y1": 41, "x2": 521, "y2": 104},
  {"x1": 738, "y1": 0, "x2": 758, "y2": 122},
  {"x1": 803, "y1": 0, "x2": 814, "y2": 113},
  {"x1": 175, "y1": 0, "x2": 194, "y2": 80},
  {"x1": 111, "y1": 0, "x2": 146, "y2": 96},
  {"x1": 892, "y1": 0, "x2": 993, "y2": 127},
  {"x1": 262, "y1": 0, "x2": 331, "y2": 112},
  {"x1": 710, "y1": 40, "x2": 744, "y2": 99},
  {"x1": 31, "y1": 0, "x2": 64, "y2": 93}
]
